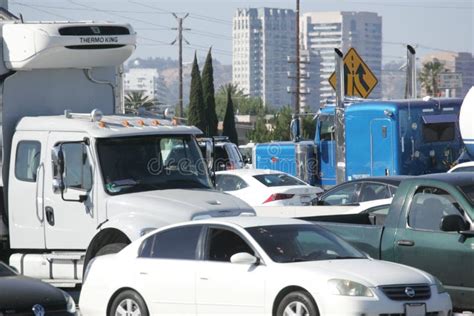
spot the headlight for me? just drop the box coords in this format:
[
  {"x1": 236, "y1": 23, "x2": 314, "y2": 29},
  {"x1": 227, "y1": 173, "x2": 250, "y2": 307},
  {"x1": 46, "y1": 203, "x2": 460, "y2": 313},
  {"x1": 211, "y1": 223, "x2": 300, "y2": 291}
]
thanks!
[
  {"x1": 434, "y1": 277, "x2": 446, "y2": 294},
  {"x1": 328, "y1": 279, "x2": 374, "y2": 297},
  {"x1": 61, "y1": 291, "x2": 77, "y2": 314}
]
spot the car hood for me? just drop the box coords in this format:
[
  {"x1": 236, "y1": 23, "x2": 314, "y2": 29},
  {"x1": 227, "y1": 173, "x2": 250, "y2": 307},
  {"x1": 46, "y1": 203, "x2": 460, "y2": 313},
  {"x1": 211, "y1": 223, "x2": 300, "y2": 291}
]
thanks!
[
  {"x1": 106, "y1": 188, "x2": 254, "y2": 222},
  {"x1": 285, "y1": 259, "x2": 434, "y2": 287},
  {"x1": 0, "y1": 276, "x2": 65, "y2": 310}
]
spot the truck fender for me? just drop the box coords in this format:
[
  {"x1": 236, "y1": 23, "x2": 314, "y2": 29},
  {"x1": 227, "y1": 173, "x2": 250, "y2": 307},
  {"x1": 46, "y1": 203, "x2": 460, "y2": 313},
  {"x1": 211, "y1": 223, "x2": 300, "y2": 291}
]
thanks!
[{"x1": 83, "y1": 212, "x2": 169, "y2": 276}]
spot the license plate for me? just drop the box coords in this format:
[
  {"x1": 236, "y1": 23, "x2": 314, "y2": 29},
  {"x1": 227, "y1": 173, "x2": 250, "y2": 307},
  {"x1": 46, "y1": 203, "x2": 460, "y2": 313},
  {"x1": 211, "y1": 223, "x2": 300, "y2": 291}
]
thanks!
[{"x1": 405, "y1": 303, "x2": 426, "y2": 316}]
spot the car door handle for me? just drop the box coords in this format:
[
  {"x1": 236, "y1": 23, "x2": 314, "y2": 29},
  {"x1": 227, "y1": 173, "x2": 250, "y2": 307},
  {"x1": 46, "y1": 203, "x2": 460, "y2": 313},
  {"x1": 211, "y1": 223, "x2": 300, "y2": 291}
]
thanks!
[
  {"x1": 45, "y1": 206, "x2": 55, "y2": 226},
  {"x1": 397, "y1": 240, "x2": 415, "y2": 247}
]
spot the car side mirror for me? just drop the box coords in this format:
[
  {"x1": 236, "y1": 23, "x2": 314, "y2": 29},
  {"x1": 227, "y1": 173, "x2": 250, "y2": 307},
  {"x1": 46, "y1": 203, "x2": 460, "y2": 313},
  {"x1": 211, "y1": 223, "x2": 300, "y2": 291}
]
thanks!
[
  {"x1": 440, "y1": 214, "x2": 469, "y2": 232},
  {"x1": 230, "y1": 252, "x2": 259, "y2": 265}
]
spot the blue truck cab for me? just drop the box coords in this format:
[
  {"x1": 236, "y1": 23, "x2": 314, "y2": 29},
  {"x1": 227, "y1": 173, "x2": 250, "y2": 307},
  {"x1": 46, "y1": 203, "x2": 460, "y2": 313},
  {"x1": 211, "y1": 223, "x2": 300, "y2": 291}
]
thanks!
[{"x1": 316, "y1": 98, "x2": 464, "y2": 186}]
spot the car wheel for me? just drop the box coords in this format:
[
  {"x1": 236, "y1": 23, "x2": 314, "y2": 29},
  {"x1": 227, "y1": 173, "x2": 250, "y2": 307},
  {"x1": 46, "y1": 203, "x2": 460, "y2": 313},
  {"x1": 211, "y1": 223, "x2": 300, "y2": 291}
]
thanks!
[
  {"x1": 276, "y1": 291, "x2": 319, "y2": 316},
  {"x1": 109, "y1": 290, "x2": 149, "y2": 316},
  {"x1": 96, "y1": 243, "x2": 127, "y2": 257}
]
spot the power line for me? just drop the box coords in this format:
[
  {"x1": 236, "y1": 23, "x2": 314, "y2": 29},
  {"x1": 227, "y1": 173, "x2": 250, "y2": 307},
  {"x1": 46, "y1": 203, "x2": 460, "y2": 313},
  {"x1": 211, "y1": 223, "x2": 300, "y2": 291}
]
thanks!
[{"x1": 171, "y1": 13, "x2": 190, "y2": 119}]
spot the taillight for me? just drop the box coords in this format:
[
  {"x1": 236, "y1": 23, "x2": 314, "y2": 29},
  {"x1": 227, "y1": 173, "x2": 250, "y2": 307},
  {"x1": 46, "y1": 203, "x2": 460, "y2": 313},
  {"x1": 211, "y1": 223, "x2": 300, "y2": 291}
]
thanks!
[{"x1": 263, "y1": 193, "x2": 295, "y2": 204}]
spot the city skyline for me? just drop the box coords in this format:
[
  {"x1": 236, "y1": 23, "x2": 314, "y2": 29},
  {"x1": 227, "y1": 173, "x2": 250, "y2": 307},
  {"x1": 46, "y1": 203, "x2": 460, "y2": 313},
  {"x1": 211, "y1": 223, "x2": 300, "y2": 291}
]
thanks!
[{"x1": 8, "y1": 0, "x2": 473, "y2": 66}]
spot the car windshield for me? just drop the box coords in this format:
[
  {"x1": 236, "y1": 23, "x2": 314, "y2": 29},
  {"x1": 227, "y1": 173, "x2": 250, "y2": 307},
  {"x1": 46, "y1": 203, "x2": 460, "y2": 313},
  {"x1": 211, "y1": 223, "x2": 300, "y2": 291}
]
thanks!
[
  {"x1": 97, "y1": 135, "x2": 212, "y2": 195},
  {"x1": 452, "y1": 166, "x2": 474, "y2": 172},
  {"x1": 246, "y1": 224, "x2": 365, "y2": 263},
  {"x1": 0, "y1": 262, "x2": 16, "y2": 277},
  {"x1": 254, "y1": 174, "x2": 307, "y2": 187}
]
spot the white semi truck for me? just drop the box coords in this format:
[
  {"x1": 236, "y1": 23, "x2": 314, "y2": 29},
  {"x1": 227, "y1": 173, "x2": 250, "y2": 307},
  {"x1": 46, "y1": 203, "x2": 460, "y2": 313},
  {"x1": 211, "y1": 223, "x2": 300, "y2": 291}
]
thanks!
[{"x1": 0, "y1": 18, "x2": 254, "y2": 286}]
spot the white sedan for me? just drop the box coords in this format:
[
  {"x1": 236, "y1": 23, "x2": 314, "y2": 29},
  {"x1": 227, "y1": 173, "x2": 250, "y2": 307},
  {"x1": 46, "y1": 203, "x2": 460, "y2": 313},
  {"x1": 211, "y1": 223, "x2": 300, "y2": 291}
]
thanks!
[
  {"x1": 215, "y1": 169, "x2": 323, "y2": 206},
  {"x1": 80, "y1": 217, "x2": 452, "y2": 316}
]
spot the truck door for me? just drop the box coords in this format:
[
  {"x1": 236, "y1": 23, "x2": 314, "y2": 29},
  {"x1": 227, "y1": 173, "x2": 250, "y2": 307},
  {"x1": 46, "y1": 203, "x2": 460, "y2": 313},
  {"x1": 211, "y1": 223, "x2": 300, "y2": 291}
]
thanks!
[
  {"x1": 393, "y1": 185, "x2": 474, "y2": 310},
  {"x1": 43, "y1": 132, "x2": 97, "y2": 249},
  {"x1": 370, "y1": 118, "x2": 394, "y2": 176},
  {"x1": 8, "y1": 131, "x2": 49, "y2": 249}
]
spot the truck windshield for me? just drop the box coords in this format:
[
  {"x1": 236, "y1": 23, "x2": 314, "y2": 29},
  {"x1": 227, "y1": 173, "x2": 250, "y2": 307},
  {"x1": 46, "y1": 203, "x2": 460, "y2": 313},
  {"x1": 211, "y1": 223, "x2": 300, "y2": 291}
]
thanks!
[
  {"x1": 97, "y1": 135, "x2": 212, "y2": 195},
  {"x1": 247, "y1": 224, "x2": 365, "y2": 263}
]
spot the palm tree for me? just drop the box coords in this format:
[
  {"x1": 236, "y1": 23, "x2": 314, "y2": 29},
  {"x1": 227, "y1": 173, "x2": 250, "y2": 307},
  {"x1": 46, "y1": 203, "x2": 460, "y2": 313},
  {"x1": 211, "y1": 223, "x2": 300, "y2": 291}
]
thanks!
[
  {"x1": 124, "y1": 91, "x2": 155, "y2": 113},
  {"x1": 419, "y1": 59, "x2": 446, "y2": 96}
]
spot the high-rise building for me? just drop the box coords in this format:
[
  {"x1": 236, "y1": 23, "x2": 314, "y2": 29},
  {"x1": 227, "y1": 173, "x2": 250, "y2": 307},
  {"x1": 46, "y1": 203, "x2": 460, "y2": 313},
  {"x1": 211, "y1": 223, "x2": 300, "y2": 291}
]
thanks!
[
  {"x1": 232, "y1": 8, "x2": 296, "y2": 109},
  {"x1": 124, "y1": 68, "x2": 169, "y2": 105},
  {"x1": 301, "y1": 11, "x2": 383, "y2": 102},
  {"x1": 421, "y1": 52, "x2": 474, "y2": 98}
]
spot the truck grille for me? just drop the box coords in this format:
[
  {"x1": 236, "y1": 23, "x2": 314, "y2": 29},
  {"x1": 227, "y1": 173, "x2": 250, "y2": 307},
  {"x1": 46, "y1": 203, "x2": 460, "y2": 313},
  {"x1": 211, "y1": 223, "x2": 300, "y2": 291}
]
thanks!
[
  {"x1": 380, "y1": 284, "x2": 431, "y2": 301},
  {"x1": 59, "y1": 25, "x2": 130, "y2": 36}
]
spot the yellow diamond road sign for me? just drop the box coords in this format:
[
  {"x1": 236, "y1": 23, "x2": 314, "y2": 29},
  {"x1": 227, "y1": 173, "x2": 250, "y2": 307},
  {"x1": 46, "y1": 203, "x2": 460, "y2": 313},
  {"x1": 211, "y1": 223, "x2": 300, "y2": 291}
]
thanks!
[{"x1": 329, "y1": 48, "x2": 378, "y2": 98}]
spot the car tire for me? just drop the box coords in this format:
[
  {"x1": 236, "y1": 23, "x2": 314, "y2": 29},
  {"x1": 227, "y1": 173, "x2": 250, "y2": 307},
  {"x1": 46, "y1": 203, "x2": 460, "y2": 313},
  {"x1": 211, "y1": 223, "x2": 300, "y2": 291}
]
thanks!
[
  {"x1": 96, "y1": 243, "x2": 127, "y2": 257},
  {"x1": 276, "y1": 291, "x2": 319, "y2": 316},
  {"x1": 109, "y1": 290, "x2": 149, "y2": 316}
]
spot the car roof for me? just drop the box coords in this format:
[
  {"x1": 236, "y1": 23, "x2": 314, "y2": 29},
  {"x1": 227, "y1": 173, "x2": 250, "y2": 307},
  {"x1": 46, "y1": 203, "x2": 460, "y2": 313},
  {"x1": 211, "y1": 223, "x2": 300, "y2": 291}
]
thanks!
[
  {"x1": 345, "y1": 176, "x2": 413, "y2": 186},
  {"x1": 415, "y1": 172, "x2": 474, "y2": 186},
  {"x1": 216, "y1": 169, "x2": 288, "y2": 177},
  {"x1": 194, "y1": 216, "x2": 310, "y2": 228}
]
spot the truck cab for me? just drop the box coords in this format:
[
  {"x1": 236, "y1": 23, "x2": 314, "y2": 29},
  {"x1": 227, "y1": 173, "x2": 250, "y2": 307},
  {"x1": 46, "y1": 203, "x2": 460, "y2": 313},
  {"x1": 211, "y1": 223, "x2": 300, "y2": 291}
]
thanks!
[{"x1": 315, "y1": 98, "x2": 464, "y2": 186}]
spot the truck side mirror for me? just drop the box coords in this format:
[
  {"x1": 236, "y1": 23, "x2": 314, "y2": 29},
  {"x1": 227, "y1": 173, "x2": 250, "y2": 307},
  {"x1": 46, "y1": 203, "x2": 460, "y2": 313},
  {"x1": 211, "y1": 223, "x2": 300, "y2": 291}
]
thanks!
[
  {"x1": 440, "y1": 214, "x2": 469, "y2": 232},
  {"x1": 51, "y1": 145, "x2": 65, "y2": 194}
]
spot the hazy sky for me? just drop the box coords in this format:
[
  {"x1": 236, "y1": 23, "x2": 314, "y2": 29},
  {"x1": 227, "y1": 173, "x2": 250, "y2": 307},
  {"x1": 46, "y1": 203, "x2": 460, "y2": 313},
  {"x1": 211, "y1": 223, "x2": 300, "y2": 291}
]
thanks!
[{"x1": 8, "y1": 0, "x2": 473, "y2": 65}]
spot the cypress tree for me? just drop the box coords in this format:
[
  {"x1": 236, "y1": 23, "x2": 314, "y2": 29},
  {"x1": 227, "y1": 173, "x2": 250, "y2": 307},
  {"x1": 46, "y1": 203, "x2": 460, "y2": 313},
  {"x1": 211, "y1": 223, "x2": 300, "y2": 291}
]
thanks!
[
  {"x1": 222, "y1": 87, "x2": 239, "y2": 145},
  {"x1": 187, "y1": 53, "x2": 207, "y2": 133},
  {"x1": 201, "y1": 48, "x2": 218, "y2": 136}
]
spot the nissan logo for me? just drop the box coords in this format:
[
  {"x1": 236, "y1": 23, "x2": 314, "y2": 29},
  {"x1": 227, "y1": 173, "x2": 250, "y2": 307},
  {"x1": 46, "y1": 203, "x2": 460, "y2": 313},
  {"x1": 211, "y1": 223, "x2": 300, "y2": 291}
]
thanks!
[
  {"x1": 405, "y1": 287, "x2": 416, "y2": 298},
  {"x1": 32, "y1": 304, "x2": 45, "y2": 316}
]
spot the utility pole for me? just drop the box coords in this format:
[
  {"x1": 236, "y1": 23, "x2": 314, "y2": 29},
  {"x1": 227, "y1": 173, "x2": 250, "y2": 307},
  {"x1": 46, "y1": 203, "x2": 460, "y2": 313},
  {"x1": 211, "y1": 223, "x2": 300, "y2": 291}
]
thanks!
[
  {"x1": 171, "y1": 13, "x2": 190, "y2": 119},
  {"x1": 294, "y1": 0, "x2": 301, "y2": 139}
]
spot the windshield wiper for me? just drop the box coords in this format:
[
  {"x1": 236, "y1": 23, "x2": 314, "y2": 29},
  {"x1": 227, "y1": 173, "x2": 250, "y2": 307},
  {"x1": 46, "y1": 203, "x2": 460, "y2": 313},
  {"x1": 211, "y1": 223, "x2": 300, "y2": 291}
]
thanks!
[
  {"x1": 331, "y1": 256, "x2": 365, "y2": 260},
  {"x1": 166, "y1": 179, "x2": 211, "y2": 189}
]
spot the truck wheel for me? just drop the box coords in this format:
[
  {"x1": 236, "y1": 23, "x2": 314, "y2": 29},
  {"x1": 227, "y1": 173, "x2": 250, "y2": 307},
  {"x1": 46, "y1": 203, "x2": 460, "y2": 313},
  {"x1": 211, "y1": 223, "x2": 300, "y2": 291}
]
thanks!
[
  {"x1": 96, "y1": 243, "x2": 127, "y2": 257},
  {"x1": 276, "y1": 291, "x2": 319, "y2": 316},
  {"x1": 109, "y1": 290, "x2": 149, "y2": 316}
]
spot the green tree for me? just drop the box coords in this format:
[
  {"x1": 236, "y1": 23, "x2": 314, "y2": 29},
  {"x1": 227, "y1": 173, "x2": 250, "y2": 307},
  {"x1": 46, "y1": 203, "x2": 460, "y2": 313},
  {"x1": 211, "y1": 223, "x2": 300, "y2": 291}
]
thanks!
[
  {"x1": 201, "y1": 48, "x2": 219, "y2": 136},
  {"x1": 222, "y1": 85, "x2": 239, "y2": 144},
  {"x1": 247, "y1": 115, "x2": 272, "y2": 143},
  {"x1": 419, "y1": 59, "x2": 446, "y2": 96},
  {"x1": 272, "y1": 106, "x2": 293, "y2": 141},
  {"x1": 187, "y1": 53, "x2": 207, "y2": 133},
  {"x1": 215, "y1": 84, "x2": 266, "y2": 120},
  {"x1": 124, "y1": 91, "x2": 154, "y2": 113}
]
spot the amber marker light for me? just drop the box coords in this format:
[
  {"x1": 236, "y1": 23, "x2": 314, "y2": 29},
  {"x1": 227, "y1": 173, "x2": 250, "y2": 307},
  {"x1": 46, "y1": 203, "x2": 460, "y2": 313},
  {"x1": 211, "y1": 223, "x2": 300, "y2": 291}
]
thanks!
[
  {"x1": 137, "y1": 119, "x2": 145, "y2": 127},
  {"x1": 98, "y1": 121, "x2": 106, "y2": 128},
  {"x1": 122, "y1": 120, "x2": 130, "y2": 127},
  {"x1": 151, "y1": 119, "x2": 160, "y2": 126}
]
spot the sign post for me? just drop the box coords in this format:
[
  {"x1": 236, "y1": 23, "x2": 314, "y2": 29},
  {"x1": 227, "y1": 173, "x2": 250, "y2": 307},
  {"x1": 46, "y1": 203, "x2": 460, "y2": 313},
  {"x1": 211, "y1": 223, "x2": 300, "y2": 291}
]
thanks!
[
  {"x1": 334, "y1": 49, "x2": 346, "y2": 185},
  {"x1": 329, "y1": 48, "x2": 378, "y2": 98}
]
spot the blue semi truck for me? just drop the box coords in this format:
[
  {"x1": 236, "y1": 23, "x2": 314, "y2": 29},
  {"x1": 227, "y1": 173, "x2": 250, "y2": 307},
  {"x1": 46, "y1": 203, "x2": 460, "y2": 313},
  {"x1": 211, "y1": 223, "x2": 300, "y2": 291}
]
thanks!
[{"x1": 254, "y1": 97, "x2": 465, "y2": 187}]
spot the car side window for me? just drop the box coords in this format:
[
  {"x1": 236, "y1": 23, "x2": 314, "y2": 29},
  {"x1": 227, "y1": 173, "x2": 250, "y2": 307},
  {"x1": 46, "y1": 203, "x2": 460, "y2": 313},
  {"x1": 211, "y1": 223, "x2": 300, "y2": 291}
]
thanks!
[
  {"x1": 15, "y1": 141, "x2": 41, "y2": 182},
  {"x1": 360, "y1": 183, "x2": 391, "y2": 202},
  {"x1": 408, "y1": 187, "x2": 465, "y2": 231},
  {"x1": 215, "y1": 175, "x2": 248, "y2": 191},
  {"x1": 320, "y1": 183, "x2": 359, "y2": 205},
  {"x1": 139, "y1": 225, "x2": 203, "y2": 260},
  {"x1": 206, "y1": 228, "x2": 254, "y2": 262},
  {"x1": 62, "y1": 143, "x2": 92, "y2": 191}
]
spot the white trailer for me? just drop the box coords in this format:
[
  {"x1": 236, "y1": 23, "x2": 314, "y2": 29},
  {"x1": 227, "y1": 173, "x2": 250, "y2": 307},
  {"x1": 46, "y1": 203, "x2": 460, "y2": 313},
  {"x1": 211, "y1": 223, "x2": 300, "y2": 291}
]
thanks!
[{"x1": 0, "y1": 18, "x2": 253, "y2": 286}]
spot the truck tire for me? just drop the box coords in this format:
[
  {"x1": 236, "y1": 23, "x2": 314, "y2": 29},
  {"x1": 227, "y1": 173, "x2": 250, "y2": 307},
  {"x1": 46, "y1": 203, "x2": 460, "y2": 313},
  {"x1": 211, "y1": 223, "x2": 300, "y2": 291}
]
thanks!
[
  {"x1": 109, "y1": 290, "x2": 149, "y2": 316},
  {"x1": 276, "y1": 291, "x2": 319, "y2": 316},
  {"x1": 96, "y1": 243, "x2": 127, "y2": 257}
]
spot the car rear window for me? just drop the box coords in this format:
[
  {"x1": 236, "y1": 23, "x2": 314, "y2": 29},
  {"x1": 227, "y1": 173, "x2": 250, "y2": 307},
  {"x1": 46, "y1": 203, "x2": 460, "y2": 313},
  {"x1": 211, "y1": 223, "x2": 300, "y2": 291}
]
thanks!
[
  {"x1": 0, "y1": 262, "x2": 16, "y2": 277},
  {"x1": 452, "y1": 166, "x2": 474, "y2": 173},
  {"x1": 254, "y1": 174, "x2": 306, "y2": 187}
]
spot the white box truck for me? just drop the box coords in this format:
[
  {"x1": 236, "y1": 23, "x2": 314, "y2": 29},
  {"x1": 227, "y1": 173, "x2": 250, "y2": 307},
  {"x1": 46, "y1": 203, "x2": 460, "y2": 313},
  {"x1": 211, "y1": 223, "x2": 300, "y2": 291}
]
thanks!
[{"x1": 0, "y1": 18, "x2": 253, "y2": 286}]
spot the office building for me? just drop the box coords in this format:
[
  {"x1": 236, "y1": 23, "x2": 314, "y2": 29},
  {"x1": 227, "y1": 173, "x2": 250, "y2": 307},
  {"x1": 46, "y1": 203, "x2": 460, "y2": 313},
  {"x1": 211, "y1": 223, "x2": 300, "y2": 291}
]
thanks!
[
  {"x1": 233, "y1": 8, "x2": 296, "y2": 109},
  {"x1": 124, "y1": 68, "x2": 169, "y2": 104}
]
